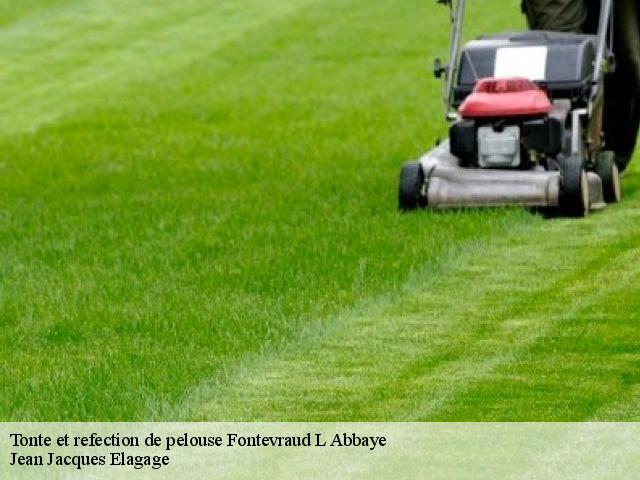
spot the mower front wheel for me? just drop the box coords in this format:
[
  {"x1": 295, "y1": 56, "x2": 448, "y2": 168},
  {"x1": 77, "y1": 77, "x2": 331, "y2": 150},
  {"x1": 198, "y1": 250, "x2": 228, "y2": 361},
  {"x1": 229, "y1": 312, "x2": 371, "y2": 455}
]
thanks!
[
  {"x1": 398, "y1": 161, "x2": 426, "y2": 211},
  {"x1": 596, "y1": 150, "x2": 621, "y2": 204},
  {"x1": 559, "y1": 155, "x2": 589, "y2": 217}
]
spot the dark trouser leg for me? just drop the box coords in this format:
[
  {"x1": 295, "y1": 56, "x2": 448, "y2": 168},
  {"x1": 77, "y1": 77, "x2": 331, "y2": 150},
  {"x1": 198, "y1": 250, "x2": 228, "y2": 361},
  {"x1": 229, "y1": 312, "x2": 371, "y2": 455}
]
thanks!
[
  {"x1": 523, "y1": 0, "x2": 587, "y2": 32},
  {"x1": 603, "y1": 0, "x2": 640, "y2": 170}
]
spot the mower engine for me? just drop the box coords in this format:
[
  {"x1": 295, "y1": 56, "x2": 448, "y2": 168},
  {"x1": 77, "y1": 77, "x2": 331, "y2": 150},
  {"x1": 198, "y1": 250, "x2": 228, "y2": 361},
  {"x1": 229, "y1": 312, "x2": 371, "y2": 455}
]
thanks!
[
  {"x1": 449, "y1": 77, "x2": 567, "y2": 170},
  {"x1": 451, "y1": 31, "x2": 600, "y2": 170}
]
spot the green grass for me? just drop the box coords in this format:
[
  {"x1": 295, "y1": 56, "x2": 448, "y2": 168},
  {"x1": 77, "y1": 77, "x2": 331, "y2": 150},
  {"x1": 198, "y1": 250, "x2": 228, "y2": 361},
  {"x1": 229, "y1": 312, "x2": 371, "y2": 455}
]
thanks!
[{"x1": 0, "y1": 0, "x2": 638, "y2": 421}]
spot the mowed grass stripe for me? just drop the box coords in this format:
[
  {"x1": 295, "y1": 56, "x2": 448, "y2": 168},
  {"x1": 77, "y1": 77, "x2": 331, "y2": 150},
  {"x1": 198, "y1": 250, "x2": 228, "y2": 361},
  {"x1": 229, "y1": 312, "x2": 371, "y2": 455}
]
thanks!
[
  {"x1": 0, "y1": 0, "x2": 324, "y2": 134},
  {"x1": 0, "y1": 0, "x2": 77, "y2": 27},
  {"x1": 175, "y1": 168, "x2": 640, "y2": 421},
  {"x1": 0, "y1": 0, "x2": 534, "y2": 420}
]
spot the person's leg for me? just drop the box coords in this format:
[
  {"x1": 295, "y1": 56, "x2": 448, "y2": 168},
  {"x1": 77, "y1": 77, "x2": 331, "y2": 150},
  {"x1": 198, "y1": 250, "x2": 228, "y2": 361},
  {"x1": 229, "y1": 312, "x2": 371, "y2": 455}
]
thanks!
[
  {"x1": 523, "y1": 0, "x2": 587, "y2": 32},
  {"x1": 603, "y1": 0, "x2": 640, "y2": 170},
  {"x1": 583, "y1": 0, "x2": 601, "y2": 34}
]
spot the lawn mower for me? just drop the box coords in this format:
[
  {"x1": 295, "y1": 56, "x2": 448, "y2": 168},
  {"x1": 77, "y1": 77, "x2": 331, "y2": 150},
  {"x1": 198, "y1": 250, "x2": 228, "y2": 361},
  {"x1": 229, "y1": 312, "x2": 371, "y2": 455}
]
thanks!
[{"x1": 399, "y1": 0, "x2": 620, "y2": 216}]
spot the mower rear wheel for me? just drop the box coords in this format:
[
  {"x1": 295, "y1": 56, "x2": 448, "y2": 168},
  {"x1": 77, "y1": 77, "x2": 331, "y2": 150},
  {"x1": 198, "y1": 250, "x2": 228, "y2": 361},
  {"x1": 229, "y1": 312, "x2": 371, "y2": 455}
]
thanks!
[
  {"x1": 398, "y1": 161, "x2": 426, "y2": 211},
  {"x1": 559, "y1": 155, "x2": 589, "y2": 217},
  {"x1": 596, "y1": 150, "x2": 621, "y2": 203}
]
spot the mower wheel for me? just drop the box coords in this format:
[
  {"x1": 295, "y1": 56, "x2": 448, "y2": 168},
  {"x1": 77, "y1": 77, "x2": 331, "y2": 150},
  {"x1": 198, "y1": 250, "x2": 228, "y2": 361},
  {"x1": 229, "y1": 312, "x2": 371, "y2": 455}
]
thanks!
[
  {"x1": 559, "y1": 155, "x2": 589, "y2": 217},
  {"x1": 596, "y1": 150, "x2": 621, "y2": 203},
  {"x1": 398, "y1": 161, "x2": 426, "y2": 211}
]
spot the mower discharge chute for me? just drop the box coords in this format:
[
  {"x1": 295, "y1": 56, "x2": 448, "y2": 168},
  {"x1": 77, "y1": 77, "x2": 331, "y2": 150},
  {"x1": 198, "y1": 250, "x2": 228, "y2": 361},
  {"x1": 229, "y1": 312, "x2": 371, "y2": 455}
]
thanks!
[{"x1": 399, "y1": 0, "x2": 620, "y2": 216}]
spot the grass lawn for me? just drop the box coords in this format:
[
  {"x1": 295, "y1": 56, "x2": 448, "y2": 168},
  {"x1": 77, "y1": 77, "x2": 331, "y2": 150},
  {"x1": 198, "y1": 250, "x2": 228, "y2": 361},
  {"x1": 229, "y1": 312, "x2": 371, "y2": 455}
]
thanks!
[{"x1": 0, "y1": 0, "x2": 638, "y2": 421}]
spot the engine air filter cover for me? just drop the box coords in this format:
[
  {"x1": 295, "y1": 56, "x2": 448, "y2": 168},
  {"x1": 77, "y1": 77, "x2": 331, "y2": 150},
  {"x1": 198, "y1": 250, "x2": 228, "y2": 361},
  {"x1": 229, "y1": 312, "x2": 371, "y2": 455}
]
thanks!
[{"x1": 477, "y1": 125, "x2": 520, "y2": 168}]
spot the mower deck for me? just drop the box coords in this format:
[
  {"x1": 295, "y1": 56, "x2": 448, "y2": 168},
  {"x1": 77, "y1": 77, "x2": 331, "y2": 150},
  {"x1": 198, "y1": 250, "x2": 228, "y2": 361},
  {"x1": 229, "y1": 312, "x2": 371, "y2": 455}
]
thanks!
[{"x1": 418, "y1": 141, "x2": 606, "y2": 210}]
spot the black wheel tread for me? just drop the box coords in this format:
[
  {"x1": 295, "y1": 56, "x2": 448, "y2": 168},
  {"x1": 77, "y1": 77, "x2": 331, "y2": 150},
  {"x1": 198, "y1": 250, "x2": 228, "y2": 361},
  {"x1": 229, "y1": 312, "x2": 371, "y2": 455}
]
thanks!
[
  {"x1": 559, "y1": 155, "x2": 589, "y2": 217},
  {"x1": 398, "y1": 161, "x2": 425, "y2": 211}
]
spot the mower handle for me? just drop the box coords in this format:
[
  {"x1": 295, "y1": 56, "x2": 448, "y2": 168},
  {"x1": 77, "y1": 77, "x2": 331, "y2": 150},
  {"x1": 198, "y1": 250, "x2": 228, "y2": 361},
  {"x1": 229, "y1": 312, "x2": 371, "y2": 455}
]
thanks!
[
  {"x1": 440, "y1": 0, "x2": 465, "y2": 120},
  {"x1": 590, "y1": 0, "x2": 613, "y2": 113}
]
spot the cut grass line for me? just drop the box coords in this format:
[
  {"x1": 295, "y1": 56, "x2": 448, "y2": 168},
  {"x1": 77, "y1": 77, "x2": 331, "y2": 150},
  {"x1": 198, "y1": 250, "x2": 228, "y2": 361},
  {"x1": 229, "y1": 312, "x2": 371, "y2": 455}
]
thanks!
[
  {"x1": 0, "y1": 0, "x2": 325, "y2": 134},
  {"x1": 173, "y1": 196, "x2": 640, "y2": 420},
  {"x1": 592, "y1": 385, "x2": 640, "y2": 421},
  {"x1": 0, "y1": 0, "x2": 77, "y2": 28},
  {"x1": 409, "y1": 244, "x2": 640, "y2": 421},
  {"x1": 167, "y1": 213, "x2": 534, "y2": 420}
]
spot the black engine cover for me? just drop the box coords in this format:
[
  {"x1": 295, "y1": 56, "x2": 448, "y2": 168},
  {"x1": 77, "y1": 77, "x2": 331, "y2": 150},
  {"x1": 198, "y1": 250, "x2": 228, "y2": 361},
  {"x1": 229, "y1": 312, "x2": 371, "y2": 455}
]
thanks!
[
  {"x1": 449, "y1": 120, "x2": 477, "y2": 164},
  {"x1": 454, "y1": 31, "x2": 596, "y2": 106}
]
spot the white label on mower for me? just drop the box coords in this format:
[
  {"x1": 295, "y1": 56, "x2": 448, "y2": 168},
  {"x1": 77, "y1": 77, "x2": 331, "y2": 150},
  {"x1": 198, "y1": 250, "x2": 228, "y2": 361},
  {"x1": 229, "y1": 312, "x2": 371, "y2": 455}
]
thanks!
[{"x1": 494, "y1": 46, "x2": 547, "y2": 81}]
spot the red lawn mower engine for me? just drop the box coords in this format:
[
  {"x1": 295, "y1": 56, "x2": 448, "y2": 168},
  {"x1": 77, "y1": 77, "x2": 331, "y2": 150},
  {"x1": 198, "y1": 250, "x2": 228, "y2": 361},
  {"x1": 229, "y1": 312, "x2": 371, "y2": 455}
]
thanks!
[
  {"x1": 449, "y1": 31, "x2": 597, "y2": 173},
  {"x1": 450, "y1": 77, "x2": 563, "y2": 169}
]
